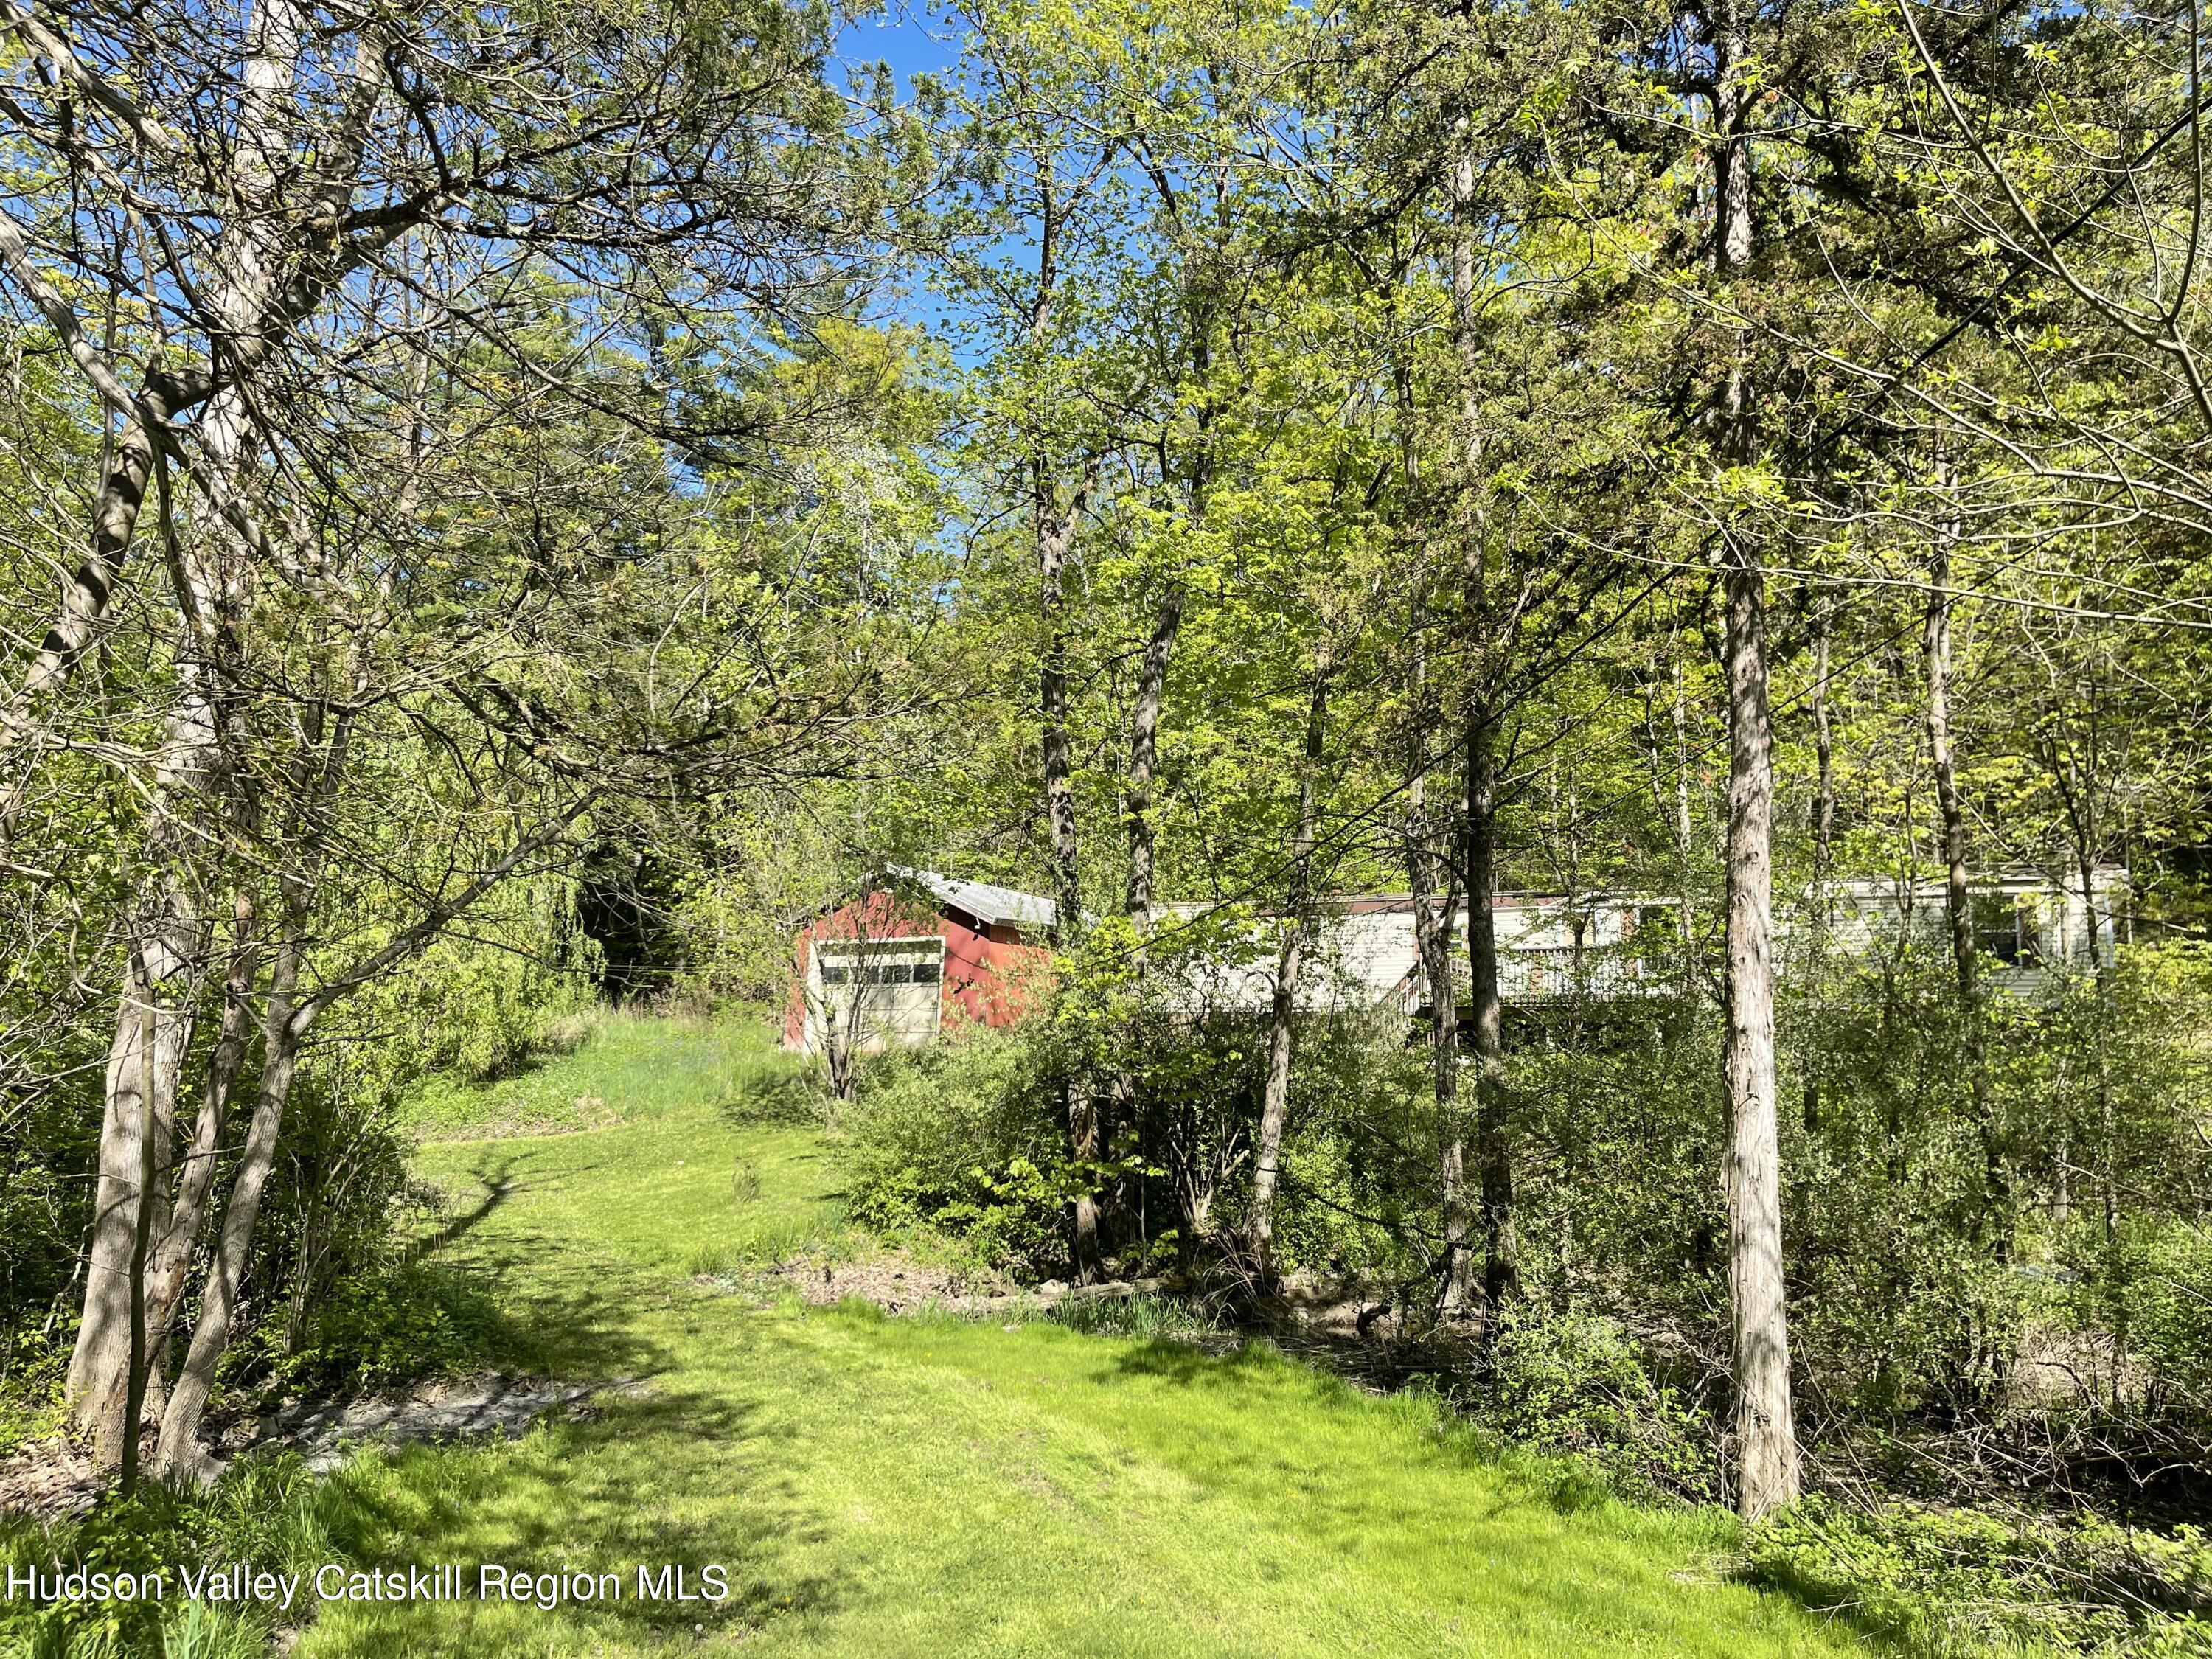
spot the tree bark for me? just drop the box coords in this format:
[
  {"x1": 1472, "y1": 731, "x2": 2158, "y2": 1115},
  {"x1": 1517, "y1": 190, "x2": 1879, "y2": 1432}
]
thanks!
[
  {"x1": 1249, "y1": 651, "x2": 1328, "y2": 1289},
  {"x1": 153, "y1": 614, "x2": 362, "y2": 1478},
  {"x1": 70, "y1": 881, "x2": 198, "y2": 1458},
  {"x1": 1417, "y1": 838, "x2": 1473, "y2": 1320},
  {"x1": 1709, "y1": 0, "x2": 1799, "y2": 1519},
  {"x1": 1450, "y1": 137, "x2": 1517, "y2": 1321},
  {"x1": 1925, "y1": 532, "x2": 2006, "y2": 1245},
  {"x1": 153, "y1": 925, "x2": 311, "y2": 1481},
  {"x1": 1464, "y1": 710, "x2": 1517, "y2": 1311},
  {"x1": 1672, "y1": 661, "x2": 1700, "y2": 992},
  {"x1": 1722, "y1": 538, "x2": 1798, "y2": 1519},
  {"x1": 1036, "y1": 462, "x2": 1099, "y2": 1279},
  {"x1": 116, "y1": 954, "x2": 160, "y2": 1494},
  {"x1": 1123, "y1": 586, "x2": 1185, "y2": 928},
  {"x1": 1102, "y1": 580, "x2": 1187, "y2": 1259},
  {"x1": 65, "y1": 0, "x2": 309, "y2": 1455},
  {"x1": 1038, "y1": 471, "x2": 1088, "y2": 944},
  {"x1": 1406, "y1": 707, "x2": 1474, "y2": 1319},
  {"x1": 7, "y1": 377, "x2": 192, "y2": 712},
  {"x1": 83, "y1": 894, "x2": 258, "y2": 1450},
  {"x1": 1806, "y1": 608, "x2": 1834, "y2": 1132},
  {"x1": 1926, "y1": 543, "x2": 1976, "y2": 1006}
]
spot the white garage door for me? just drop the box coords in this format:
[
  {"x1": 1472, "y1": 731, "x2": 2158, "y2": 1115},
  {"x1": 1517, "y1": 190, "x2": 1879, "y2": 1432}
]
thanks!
[{"x1": 808, "y1": 937, "x2": 945, "y2": 1054}]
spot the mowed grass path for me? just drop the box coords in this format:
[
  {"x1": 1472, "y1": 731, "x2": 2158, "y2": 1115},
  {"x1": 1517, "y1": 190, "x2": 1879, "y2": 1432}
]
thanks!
[{"x1": 298, "y1": 1017, "x2": 1865, "y2": 1658}]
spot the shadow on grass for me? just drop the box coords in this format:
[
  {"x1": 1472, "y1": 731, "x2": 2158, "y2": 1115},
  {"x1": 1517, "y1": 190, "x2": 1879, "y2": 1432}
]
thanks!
[
  {"x1": 302, "y1": 1225, "x2": 854, "y2": 1655},
  {"x1": 1108, "y1": 1333, "x2": 1352, "y2": 1394},
  {"x1": 1105, "y1": 1337, "x2": 1630, "y2": 1523},
  {"x1": 306, "y1": 1381, "x2": 848, "y2": 1656},
  {"x1": 715, "y1": 1060, "x2": 827, "y2": 1130},
  {"x1": 1736, "y1": 1550, "x2": 1934, "y2": 1658},
  {"x1": 400, "y1": 1166, "x2": 521, "y2": 1267}
]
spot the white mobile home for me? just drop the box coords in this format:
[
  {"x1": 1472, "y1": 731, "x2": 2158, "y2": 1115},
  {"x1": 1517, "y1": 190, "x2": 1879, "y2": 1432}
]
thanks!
[{"x1": 1155, "y1": 867, "x2": 2127, "y2": 1020}]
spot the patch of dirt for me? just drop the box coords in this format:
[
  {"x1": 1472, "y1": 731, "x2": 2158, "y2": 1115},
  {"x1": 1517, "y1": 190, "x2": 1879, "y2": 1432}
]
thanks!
[
  {"x1": 726, "y1": 1251, "x2": 1172, "y2": 1318},
  {"x1": 0, "y1": 1374, "x2": 655, "y2": 1517},
  {"x1": 239, "y1": 1373, "x2": 652, "y2": 1472},
  {"x1": 0, "y1": 1438, "x2": 101, "y2": 1523}
]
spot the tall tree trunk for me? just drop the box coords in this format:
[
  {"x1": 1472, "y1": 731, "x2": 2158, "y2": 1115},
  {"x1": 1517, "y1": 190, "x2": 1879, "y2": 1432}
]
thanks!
[
  {"x1": 1464, "y1": 712, "x2": 1517, "y2": 1311},
  {"x1": 1405, "y1": 656, "x2": 1473, "y2": 1320},
  {"x1": 153, "y1": 637, "x2": 359, "y2": 1478},
  {"x1": 1, "y1": 374, "x2": 195, "y2": 728},
  {"x1": 71, "y1": 874, "x2": 199, "y2": 1459},
  {"x1": 1722, "y1": 537, "x2": 1797, "y2": 1519},
  {"x1": 1123, "y1": 588, "x2": 1185, "y2": 928},
  {"x1": 1249, "y1": 650, "x2": 1329, "y2": 1289},
  {"x1": 1927, "y1": 547, "x2": 1975, "y2": 1000},
  {"x1": 66, "y1": 0, "x2": 306, "y2": 1456},
  {"x1": 1039, "y1": 473, "x2": 1088, "y2": 944},
  {"x1": 87, "y1": 894, "x2": 258, "y2": 1448},
  {"x1": 1672, "y1": 661, "x2": 1700, "y2": 992},
  {"x1": 2053, "y1": 759, "x2": 2118, "y2": 1247},
  {"x1": 1037, "y1": 464, "x2": 1098, "y2": 1279},
  {"x1": 1402, "y1": 568, "x2": 1469, "y2": 1317},
  {"x1": 1710, "y1": 0, "x2": 1799, "y2": 1519},
  {"x1": 1413, "y1": 815, "x2": 1472, "y2": 1319},
  {"x1": 116, "y1": 953, "x2": 159, "y2": 1495},
  {"x1": 1105, "y1": 581, "x2": 1186, "y2": 1258},
  {"x1": 1925, "y1": 532, "x2": 2006, "y2": 1248},
  {"x1": 153, "y1": 923, "x2": 311, "y2": 1481},
  {"x1": 1452, "y1": 139, "x2": 1517, "y2": 1320},
  {"x1": 1806, "y1": 608, "x2": 1834, "y2": 1132}
]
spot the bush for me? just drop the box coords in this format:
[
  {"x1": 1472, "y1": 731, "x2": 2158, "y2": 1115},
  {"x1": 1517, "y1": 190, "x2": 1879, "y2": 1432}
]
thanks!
[
  {"x1": 1, "y1": 1041, "x2": 105, "y2": 1450},
  {"x1": 358, "y1": 878, "x2": 600, "y2": 1086},
  {"x1": 0, "y1": 1455, "x2": 339, "y2": 1659},
  {"x1": 1472, "y1": 1302, "x2": 1717, "y2": 1503},
  {"x1": 719, "y1": 1048, "x2": 827, "y2": 1128},
  {"x1": 1750, "y1": 1496, "x2": 2212, "y2": 1657},
  {"x1": 840, "y1": 1028, "x2": 1071, "y2": 1273},
  {"x1": 239, "y1": 1259, "x2": 503, "y2": 1401},
  {"x1": 1043, "y1": 1291, "x2": 1227, "y2": 1343}
]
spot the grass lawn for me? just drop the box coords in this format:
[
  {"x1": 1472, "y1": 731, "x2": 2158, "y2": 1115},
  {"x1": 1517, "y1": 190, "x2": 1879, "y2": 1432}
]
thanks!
[{"x1": 287, "y1": 1014, "x2": 1866, "y2": 1658}]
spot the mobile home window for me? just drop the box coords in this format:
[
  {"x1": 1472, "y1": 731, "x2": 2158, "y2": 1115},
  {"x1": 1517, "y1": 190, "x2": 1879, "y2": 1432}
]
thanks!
[{"x1": 1970, "y1": 895, "x2": 2039, "y2": 966}]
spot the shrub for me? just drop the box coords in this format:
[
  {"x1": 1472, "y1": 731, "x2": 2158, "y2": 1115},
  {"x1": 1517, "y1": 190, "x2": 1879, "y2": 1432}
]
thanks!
[
  {"x1": 1043, "y1": 1291, "x2": 1227, "y2": 1343},
  {"x1": 1472, "y1": 1302, "x2": 1717, "y2": 1503},
  {"x1": 840, "y1": 1028, "x2": 1070, "y2": 1273},
  {"x1": 240, "y1": 1259, "x2": 503, "y2": 1400},
  {"x1": 0, "y1": 1455, "x2": 337, "y2": 1659},
  {"x1": 1750, "y1": 1496, "x2": 2212, "y2": 1657}
]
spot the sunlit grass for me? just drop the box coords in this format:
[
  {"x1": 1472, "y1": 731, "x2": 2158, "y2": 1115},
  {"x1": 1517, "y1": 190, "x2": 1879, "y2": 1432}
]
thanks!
[{"x1": 401, "y1": 1009, "x2": 818, "y2": 1143}]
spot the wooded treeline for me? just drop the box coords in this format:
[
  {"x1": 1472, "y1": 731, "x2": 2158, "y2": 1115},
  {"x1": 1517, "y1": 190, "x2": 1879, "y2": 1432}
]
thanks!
[
  {"x1": 1, "y1": 0, "x2": 2208, "y2": 1616},
  {"x1": 799, "y1": 0, "x2": 2212, "y2": 1546}
]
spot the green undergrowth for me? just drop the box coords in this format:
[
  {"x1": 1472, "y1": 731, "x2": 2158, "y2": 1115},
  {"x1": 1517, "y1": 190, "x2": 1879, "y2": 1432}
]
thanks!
[
  {"x1": 1, "y1": 1456, "x2": 350, "y2": 1659},
  {"x1": 0, "y1": 1335, "x2": 67, "y2": 1461},
  {"x1": 1748, "y1": 1499, "x2": 2212, "y2": 1658},
  {"x1": 231, "y1": 1259, "x2": 509, "y2": 1402},
  {"x1": 1038, "y1": 1289, "x2": 1232, "y2": 1343}
]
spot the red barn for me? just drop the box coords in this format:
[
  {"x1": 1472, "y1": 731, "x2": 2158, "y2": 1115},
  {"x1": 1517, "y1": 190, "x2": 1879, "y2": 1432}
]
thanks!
[{"x1": 783, "y1": 869, "x2": 1057, "y2": 1055}]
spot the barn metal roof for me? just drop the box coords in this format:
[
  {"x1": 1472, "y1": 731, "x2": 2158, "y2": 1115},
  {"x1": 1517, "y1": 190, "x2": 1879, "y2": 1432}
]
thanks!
[{"x1": 889, "y1": 867, "x2": 1057, "y2": 932}]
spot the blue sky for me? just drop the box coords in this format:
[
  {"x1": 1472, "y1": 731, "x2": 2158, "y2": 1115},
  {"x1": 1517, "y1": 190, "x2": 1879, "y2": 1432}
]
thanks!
[
  {"x1": 842, "y1": 1, "x2": 964, "y2": 94},
  {"x1": 836, "y1": 3, "x2": 998, "y2": 347}
]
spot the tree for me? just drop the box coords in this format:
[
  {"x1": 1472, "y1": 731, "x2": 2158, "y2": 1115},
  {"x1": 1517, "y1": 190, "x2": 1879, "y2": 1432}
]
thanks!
[{"x1": 0, "y1": 0, "x2": 904, "y2": 1472}]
